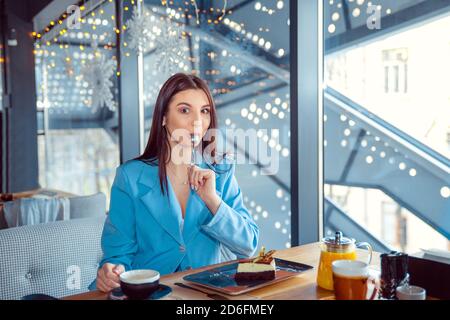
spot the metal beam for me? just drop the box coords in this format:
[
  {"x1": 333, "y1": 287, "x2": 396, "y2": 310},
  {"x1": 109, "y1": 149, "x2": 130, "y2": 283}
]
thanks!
[
  {"x1": 1, "y1": 0, "x2": 7, "y2": 192},
  {"x1": 326, "y1": 0, "x2": 450, "y2": 54},
  {"x1": 183, "y1": 24, "x2": 290, "y2": 84},
  {"x1": 146, "y1": 8, "x2": 289, "y2": 83},
  {"x1": 339, "y1": 129, "x2": 366, "y2": 183},
  {"x1": 224, "y1": 135, "x2": 290, "y2": 193},
  {"x1": 48, "y1": 39, "x2": 116, "y2": 48},
  {"x1": 116, "y1": 0, "x2": 144, "y2": 162},
  {"x1": 340, "y1": 0, "x2": 351, "y2": 31},
  {"x1": 185, "y1": 15, "x2": 195, "y2": 71},
  {"x1": 325, "y1": 88, "x2": 450, "y2": 173},
  {"x1": 225, "y1": 0, "x2": 254, "y2": 15},
  {"x1": 216, "y1": 81, "x2": 287, "y2": 109},
  {"x1": 212, "y1": 22, "x2": 289, "y2": 67},
  {"x1": 2, "y1": 0, "x2": 40, "y2": 192},
  {"x1": 325, "y1": 197, "x2": 392, "y2": 253},
  {"x1": 290, "y1": 0, "x2": 324, "y2": 246}
]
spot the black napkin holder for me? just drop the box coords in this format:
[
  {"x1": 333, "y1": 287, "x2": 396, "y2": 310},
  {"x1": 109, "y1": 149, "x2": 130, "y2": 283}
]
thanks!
[{"x1": 408, "y1": 252, "x2": 450, "y2": 300}]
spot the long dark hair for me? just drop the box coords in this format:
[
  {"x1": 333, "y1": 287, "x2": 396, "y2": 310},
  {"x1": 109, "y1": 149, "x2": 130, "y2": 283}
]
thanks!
[{"x1": 136, "y1": 73, "x2": 228, "y2": 195}]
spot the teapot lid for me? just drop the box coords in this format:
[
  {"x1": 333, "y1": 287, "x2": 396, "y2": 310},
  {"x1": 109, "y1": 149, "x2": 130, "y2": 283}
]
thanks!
[{"x1": 322, "y1": 231, "x2": 354, "y2": 248}]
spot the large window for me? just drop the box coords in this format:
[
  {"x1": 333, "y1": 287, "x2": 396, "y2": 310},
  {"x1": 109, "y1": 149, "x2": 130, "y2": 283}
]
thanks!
[
  {"x1": 35, "y1": 1, "x2": 120, "y2": 207},
  {"x1": 0, "y1": 30, "x2": 3, "y2": 111},
  {"x1": 0, "y1": 26, "x2": 4, "y2": 192},
  {"x1": 323, "y1": 0, "x2": 450, "y2": 253},
  {"x1": 126, "y1": 0, "x2": 291, "y2": 249}
]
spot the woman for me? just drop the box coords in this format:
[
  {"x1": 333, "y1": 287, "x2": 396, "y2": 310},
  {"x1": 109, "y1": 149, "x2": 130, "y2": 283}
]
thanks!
[{"x1": 94, "y1": 73, "x2": 259, "y2": 293}]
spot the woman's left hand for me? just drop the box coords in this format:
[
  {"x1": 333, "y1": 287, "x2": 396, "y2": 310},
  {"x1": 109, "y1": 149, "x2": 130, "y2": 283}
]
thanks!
[{"x1": 188, "y1": 165, "x2": 221, "y2": 214}]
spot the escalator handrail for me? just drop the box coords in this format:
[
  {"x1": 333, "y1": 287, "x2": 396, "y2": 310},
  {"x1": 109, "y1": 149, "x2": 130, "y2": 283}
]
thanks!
[
  {"x1": 324, "y1": 196, "x2": 392, "y2": 253},
  {"x1": 325, "y1": 86, "x2": 450, "y2": 169}
]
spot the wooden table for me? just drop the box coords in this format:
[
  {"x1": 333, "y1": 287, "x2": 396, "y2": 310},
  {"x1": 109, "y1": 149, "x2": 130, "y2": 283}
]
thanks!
[{"x1": 63, "y1": 243, "x2": 381, "y2": 300}]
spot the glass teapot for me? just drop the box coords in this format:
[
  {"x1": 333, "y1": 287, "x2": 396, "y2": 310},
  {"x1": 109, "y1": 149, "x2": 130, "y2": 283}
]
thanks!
[{"x1": 317, "y1": 231, "x2": 373, "y2": 291}]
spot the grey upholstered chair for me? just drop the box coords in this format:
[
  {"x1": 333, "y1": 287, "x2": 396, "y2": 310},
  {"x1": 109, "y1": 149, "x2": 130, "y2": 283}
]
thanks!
[
  {"x1": 69, "y1": 192, "x2": 106, "y2": 219},
  {"x1": 0, "y1": 216, "x2": 104, "y2": 300}
]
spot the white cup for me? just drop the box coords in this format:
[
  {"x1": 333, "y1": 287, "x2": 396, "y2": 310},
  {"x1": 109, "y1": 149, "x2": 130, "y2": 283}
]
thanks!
[{"x1": 396, "y1": 285, "x2": 426, "y2": 300}]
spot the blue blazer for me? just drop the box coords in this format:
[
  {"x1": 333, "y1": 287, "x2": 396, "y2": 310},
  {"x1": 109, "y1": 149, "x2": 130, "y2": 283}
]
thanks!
[{"x1": 92, "y1": 159, "x2": 259, "y2": 287}]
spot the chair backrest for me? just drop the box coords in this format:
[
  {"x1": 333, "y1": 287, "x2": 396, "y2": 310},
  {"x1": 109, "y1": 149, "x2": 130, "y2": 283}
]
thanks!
[
  {"x1": 0, "y1": 216, "x2": 104, "y2": 300},
  {"x1": 69, "y1": 192, "x2": 106, "y2": 219}
]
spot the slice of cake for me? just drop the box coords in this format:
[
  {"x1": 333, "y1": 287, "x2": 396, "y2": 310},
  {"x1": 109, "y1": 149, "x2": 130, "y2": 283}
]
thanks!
[{"x1": 235, "y1": 247, "x2": 277, "y2": 281}]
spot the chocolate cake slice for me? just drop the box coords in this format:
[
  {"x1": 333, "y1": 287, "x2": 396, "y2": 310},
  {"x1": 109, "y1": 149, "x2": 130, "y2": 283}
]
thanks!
[{"x1": 235, "y1": 247, "x2": 276, "y2": 281}]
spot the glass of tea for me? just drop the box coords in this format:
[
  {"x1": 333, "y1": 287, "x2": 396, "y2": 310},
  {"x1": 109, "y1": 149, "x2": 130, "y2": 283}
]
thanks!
[{"x1": 332, "y1": 260, "x2": 378, "y2": 300}]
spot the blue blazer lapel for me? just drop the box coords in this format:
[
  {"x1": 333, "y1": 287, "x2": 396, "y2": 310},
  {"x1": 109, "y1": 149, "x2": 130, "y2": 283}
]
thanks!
[
  {"x1": 182, "y1": 189, "x2": 223, "y2": 244},
  {"x1": 137, "y1": 165, "x2": 184, "y2": 246},
  {"x1": 182, "y1": 163, "x2": 223, "y2": 244},
  {"x1": 182, "y1": 191, "x2": 206, "y2": 244}
]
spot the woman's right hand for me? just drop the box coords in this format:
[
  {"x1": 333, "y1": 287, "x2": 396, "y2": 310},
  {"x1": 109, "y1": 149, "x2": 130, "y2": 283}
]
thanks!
[{"x1": 96, "y1": 263, "x2": 125, "y2": 292}]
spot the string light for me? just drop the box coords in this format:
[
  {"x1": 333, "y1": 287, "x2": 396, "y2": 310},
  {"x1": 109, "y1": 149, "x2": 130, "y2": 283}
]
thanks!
[{"x1": 32, "y1": 0, "x2": 287, "y2": 137}]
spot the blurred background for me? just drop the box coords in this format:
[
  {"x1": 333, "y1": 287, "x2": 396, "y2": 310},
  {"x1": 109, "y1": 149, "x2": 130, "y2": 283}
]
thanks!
[{"x1": 1, "y1": 0, "x2": 449, "y2": 254}]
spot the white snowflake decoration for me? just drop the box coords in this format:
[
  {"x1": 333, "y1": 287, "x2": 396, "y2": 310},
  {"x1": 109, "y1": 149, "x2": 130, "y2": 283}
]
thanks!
[
  {"x1": 126, "y1": 6, "x2": 188, "y2": 74},
  {"x1": 125, "y1": 6, "x2": 154, "y2": 53},
  {"x1": 153, "y1": 20, "x2": 187, "y2": 75},
  {"x1": 81, "y1": 43, "x2": 117, "y2": 112}
]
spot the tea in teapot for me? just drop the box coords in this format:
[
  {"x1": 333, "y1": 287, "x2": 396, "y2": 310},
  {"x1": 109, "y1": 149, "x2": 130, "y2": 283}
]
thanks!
[{"x1": 317, "y1": 231, "x2": 373, "y2": 291}]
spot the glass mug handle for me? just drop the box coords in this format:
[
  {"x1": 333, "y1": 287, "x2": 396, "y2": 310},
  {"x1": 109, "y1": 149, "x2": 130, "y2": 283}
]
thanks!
[
  {"x1": 367, "y1": 277, "x2": 378, "y2": 300},
  {"x1": 355, "y1": 242, "x2": 373, "y2": 264}
]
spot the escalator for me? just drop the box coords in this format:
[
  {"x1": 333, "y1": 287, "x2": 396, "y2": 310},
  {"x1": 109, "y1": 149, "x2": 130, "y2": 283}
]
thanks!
[{"x1": 324, "y1": 87, "x2": 450, "y2": 244}]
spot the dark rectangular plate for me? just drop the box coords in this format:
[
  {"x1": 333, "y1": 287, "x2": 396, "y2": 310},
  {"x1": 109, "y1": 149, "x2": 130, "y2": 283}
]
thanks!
[{"x1": 183, "y1": 258, "x2": 314, "y2": 296}]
